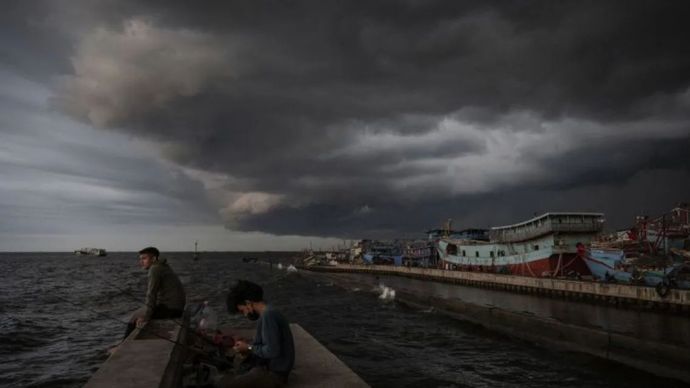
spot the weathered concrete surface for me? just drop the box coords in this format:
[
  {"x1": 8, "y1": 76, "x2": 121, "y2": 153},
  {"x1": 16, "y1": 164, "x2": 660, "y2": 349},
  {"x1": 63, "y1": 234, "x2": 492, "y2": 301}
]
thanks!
[
  {"x1": 87, "y1": 320, "x2": 368, "y2": 388},
  {"x1": 306, "y1": 264, "x2": 690, "y2": 312},
  {"x1": 85, "y1": 319, "x2": 184, "y2": 388},
  {"x1": 227, "y1": 324, "x2": 369, "y2": 388},
  {"x1": 291, "y1": 324, "x2": 369, "y2": 387}
]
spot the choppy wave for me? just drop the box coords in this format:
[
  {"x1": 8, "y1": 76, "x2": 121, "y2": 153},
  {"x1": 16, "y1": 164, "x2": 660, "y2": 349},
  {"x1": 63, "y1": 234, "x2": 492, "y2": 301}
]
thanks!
[
  {"x1": 377, "y1": 283, "x2": 396, "y2": 300},
  {"x1": 1, "y1": 253, "x2": 685, "y2": 388}
]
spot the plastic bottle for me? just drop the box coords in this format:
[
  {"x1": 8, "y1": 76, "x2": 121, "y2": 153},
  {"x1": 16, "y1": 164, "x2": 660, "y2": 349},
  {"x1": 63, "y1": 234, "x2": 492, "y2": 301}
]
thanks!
[{"x1": 198, "y1": 301, "x2": 217, "y2": 335}]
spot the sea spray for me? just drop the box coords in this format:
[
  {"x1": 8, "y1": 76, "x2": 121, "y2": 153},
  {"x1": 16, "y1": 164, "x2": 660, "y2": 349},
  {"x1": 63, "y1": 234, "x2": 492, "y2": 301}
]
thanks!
[{"x1": 377, "y1": 283, "x2": 396, "y2": 301}]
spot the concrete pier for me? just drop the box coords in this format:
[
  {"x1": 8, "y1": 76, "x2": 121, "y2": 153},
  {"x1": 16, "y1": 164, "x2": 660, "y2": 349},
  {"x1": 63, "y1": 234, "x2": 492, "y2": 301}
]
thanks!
[
  {"x1": 85, "y1": 319, "x2": 187, "y2": 388},
  {"x1": 226, "y1": 325, "x2": 369, "y2": 388},
  {"x1": 304, "y1": 264, "x2": 690, "y2": 314},
  {"x1": 85, "y1": 320, "x2": 368, "y2": 387}
]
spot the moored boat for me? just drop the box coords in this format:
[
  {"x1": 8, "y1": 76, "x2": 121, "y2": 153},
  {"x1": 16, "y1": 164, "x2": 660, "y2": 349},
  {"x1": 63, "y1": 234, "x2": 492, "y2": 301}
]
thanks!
[
  {"x1": 437, "y1": 213, "x2": 604, "y2": 277},
  {"x1": 584, "y1": 248, "x2": 690, "y2": 290},
  {"x1": 583, "y1": 204, "x2": 690, "y2": 290},
  {"x1": 362, "y1": 240, "x2": 403, "y2": 265}
]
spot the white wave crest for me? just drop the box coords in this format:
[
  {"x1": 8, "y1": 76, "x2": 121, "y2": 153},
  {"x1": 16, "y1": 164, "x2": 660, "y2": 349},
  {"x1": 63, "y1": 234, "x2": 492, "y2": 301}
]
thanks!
[{"x1": 378, "y1": 284, "x2": 396, "y2": 300}]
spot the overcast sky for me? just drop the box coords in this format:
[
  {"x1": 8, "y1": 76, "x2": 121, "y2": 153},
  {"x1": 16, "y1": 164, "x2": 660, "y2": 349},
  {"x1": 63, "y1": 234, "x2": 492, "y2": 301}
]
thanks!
[{"x1": 1, "y1": 1, "x2": 689, "y2": 251}]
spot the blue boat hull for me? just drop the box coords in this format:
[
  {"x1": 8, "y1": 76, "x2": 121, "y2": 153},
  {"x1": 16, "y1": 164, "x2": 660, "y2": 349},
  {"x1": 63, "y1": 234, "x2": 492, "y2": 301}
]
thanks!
[
  {"x1": 363, "y1": 254, "x2": 403, "y2": 266},
  {"x1": 584, "y1": 250, "x2": 690, "y2": 288}
]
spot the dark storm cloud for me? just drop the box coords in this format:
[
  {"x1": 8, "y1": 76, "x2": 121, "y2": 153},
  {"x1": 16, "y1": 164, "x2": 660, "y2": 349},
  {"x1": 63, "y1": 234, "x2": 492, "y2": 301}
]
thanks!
[{"x1": 21, "y1": 0, "x2": 690, "y2": 236}]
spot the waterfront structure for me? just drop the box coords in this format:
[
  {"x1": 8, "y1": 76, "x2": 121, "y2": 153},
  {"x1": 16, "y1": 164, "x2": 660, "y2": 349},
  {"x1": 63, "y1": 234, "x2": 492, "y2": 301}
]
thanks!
[
  {"x1": 437, "y1": 213, "x2": 604, "y2": 277},
  {"x1": 362, "y1": 240, "x2": 404, "y2": 265},
  {"x1": 594, "y1": 203, "x2": 690, "y2": 255},
  {"x1": 426, "y1": 228, "x2": 489, "y2": 242},
  {"x1": 403, "y1": 240, "x2": 434, "y2": 267},
  {"x1": 583, "y1": 204, "x2": 690, "y2": 290}
]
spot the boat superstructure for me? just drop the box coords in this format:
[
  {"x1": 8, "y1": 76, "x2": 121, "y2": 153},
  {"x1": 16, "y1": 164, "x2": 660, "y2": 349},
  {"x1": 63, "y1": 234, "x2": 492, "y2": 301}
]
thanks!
[
  {"x1": 362, "y1": 240, "x2": 404, "y2": 265},
  {"x1": 437, "y1": 213, "x2": 604, "y2": 277}
]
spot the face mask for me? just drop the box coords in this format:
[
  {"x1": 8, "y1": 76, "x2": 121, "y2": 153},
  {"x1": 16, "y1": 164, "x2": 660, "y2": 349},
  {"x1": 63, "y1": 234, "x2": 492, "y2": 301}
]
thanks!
[
  {"x1": 247, "y1": 311, "x2": 260, "y2": 321},
  {"x1": 243, "y1": 302, "x2": 260, "y2": 321}
]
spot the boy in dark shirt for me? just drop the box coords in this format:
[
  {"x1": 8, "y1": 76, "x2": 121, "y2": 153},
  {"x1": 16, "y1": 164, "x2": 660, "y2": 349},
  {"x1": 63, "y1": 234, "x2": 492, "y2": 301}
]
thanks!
[
  {"x1": 220, "y1": 280, "x2": 295, "y2": 388},
  {"x1": 124, "y1": 247, "x2": 186, "y2": 339}
]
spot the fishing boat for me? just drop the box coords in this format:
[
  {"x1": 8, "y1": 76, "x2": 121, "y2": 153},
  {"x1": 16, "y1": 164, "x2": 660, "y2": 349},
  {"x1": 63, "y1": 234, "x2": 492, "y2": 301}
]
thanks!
[
  {"x1": 74, "y1": 248, "x2": 107, "y2": 257},
  {"x1": 436, "y1": 213, "x2": 604, "y2": 277},
  {"x1": 582, "y1": 248, "x2": 633, "y2": 282},
  {"x1": 362, "y1": 240, "x2": 404, "y2": 265},
  {"x1": 584, "y1": 249, "x2": 690, "y2": 292},
  {"x1": 583, "y1": 204, "x2": 690, "y2": 291},
  {"x1": 403, "y1": 241, "x2": 434, "y2": 267}
]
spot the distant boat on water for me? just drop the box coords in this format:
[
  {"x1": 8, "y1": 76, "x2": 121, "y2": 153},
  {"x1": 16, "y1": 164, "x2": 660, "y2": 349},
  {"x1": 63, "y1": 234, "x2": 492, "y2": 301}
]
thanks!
[{"x1": 74, "y1": 248, "x2": 107, "y2": 257}]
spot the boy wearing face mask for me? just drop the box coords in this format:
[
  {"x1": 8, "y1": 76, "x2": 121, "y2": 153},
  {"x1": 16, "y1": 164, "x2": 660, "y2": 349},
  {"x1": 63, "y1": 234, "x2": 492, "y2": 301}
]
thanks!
[{"x1": 221, "y1": 280, "x2": 295, "y2": 388}]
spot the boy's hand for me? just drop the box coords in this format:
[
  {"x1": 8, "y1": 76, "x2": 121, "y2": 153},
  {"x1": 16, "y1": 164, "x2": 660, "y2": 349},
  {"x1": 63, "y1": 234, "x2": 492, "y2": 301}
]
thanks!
[{"x1": 233, "y1": 340, "x2": 251, "y2": 353}]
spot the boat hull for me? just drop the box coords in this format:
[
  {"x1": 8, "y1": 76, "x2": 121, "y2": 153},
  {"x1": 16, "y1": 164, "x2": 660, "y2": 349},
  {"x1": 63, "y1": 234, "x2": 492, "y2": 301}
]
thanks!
[
  {"x1": 582, "y1": 250, "x2": 632, "y2": 282},
  {"x1": 363, "y1": 254, "x2": 403, "y2": 266},
  {"x1": 437, "y1": 240, "x2": 590, "y2": 277}
]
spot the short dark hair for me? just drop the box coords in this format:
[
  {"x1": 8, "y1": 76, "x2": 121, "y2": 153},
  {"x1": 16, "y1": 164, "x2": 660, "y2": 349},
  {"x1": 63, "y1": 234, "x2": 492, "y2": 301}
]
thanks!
[
  {"x1": 226, "y1": 280, "x2": 264, "y2": 314},
  {"x1": 139, "y1": 247, "x2": 160, "y2": 258}
]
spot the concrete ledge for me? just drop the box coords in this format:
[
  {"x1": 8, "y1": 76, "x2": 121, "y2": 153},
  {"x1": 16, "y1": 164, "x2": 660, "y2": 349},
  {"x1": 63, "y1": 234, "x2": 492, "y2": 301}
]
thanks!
[
  {"x1": 305, "y1": 264, "x2": 690, "y2": 313},
  {"x1": 226, "y1": 324, "x2": 369, "y2": 388},
  {"x1": 290, "y1": 324, "x2": 369, "y2": 388},
  {"x1": 88, "y1": 320, "x2": 368, "y2": 388},
  {"x1": 85, "y1": 319, "x2": 185, "y2": 388}
]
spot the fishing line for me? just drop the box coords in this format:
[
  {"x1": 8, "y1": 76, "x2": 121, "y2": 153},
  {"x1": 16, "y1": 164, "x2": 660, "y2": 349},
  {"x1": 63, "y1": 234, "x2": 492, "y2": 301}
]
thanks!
[
  {"x1": 57, "y1": 283, "x2": 233, "y2": 356},
  {"x1": 12, "y1": 296, "x2": 234, "y2": 371},
  {"x1": 96, "y1": 277, "x2": 198, "y2": 332},
  {"x1": 52, "y1": 293, "x2": 186, "y2": 348},
  {"x1": 98, "y1": 277, "x2": 231, "y2": 347}
]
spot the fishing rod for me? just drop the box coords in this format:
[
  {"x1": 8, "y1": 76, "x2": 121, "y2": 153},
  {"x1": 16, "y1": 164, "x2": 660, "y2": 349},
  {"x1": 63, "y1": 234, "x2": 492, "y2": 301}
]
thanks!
[
  {"x1": 53, "y1": 293, "x2": 185, "y2": 347},
  {"x1": 52, "y1": 293, "x2": 234, "y2": 370},
  {"x1": 67, "y1": 273, "x2": 237, "y2": 350},
  {"x1": 97, "y1": 279, "x2": 191, "y2": 323},
  {"x1": 76, "y1": 278, "x2": 225, "y2": 353},
  {"x1": 96, "y1": 277, "x2": 211, "y2": 335}
]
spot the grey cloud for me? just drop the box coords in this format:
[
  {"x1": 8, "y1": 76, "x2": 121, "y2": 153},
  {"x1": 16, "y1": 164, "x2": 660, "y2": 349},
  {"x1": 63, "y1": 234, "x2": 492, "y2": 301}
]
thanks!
[
  {"x1": 0, "y1": 76, "x2": 219, "y2": 239},
  {"x1": 7, "y1": 0, "x2": 689, "y2": 237}
]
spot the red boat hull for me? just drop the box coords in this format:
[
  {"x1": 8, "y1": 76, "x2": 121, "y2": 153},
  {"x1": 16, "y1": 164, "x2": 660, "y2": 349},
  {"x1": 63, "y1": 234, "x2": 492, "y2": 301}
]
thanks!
[{"x1": 441, "y1": 253, "x2": 591, "y2": 277}]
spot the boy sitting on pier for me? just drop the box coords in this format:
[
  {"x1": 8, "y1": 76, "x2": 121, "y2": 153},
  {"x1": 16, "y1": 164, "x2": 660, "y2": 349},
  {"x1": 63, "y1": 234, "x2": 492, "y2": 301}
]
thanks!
[
  {"x1": 220, "y1": 280, "x2": 295, "y2": 388},
  {"x1": 124, "y1": 247, "x2": 186, "y2": 339}
]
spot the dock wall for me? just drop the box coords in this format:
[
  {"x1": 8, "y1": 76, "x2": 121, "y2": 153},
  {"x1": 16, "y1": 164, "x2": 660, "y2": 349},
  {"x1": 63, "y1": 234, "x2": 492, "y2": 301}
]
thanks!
[
  {"x1": 304, "y1": 264, "x2": 690, "y2": 314},
  {"x1": 396, "y1": 290, "x2": 690, "y2": 384},
  {"x1": 304, "y1": 264, "x2": 690, "y2": 383}
]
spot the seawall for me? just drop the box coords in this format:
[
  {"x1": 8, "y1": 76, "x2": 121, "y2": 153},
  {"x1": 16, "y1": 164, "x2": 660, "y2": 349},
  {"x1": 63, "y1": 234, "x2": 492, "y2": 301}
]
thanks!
[
  {"x1": 304, "y1": 264, "x2": 690, "y2": 314},
  {"x1": 303, "y1": 264, "x2": 690, "y2": 383}
]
